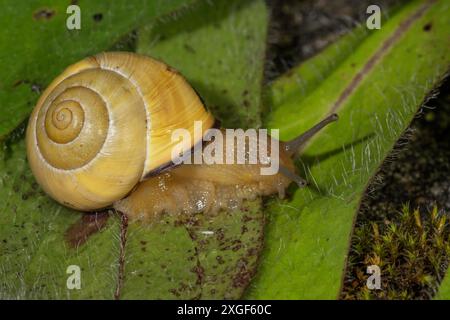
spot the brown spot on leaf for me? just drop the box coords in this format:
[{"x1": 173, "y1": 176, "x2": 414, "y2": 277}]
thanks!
[
  {"x1": 169, "y1": 288, "x2": 181, "y2": 297},
  {"x1": 21, "y1": 193, "x2": 29, "y2": 201},
  {"x1": 191, "y1": 265, "x2": 205, "y2": 285},
  {"x1": 12, "y1": 79, "x2": 26, "y2": 87},
  {"x1": 247, "y1": 247, "x2": 259, "y2": 257},
  {"x1": 232, "y1": 244, "x2": 242, "y2": 252},
  {"x1": 423, "y1": 22, "x2": 432, "y2": 31},
  {"x1": 232, "y1": 258, "x2": 252, "y2": 288},
  {"x1": 216, "y1": 255, "x2": 225, "y2": 264},
  {"x1": 33, "y1": 8, "x2": 55, "y2": 21},
  {"x1": 93, "y1": 13, "x2": 103, "y2": 22},
  {"x1": 65, "y1": 212, "x2": 110, "y2": 248},
  {"x1": 216, "y1": 228, "x2": 225, "y2": 242},
  {"x1": 183, "y1": 43, "x2": 196, "y2": 54}
]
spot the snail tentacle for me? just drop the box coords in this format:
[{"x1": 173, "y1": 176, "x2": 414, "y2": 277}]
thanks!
[{"x1": 284, "y1": 113, "x2": 339, "y2": 155}]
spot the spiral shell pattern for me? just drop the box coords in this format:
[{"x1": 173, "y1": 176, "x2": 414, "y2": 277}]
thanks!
[{"x1": 26, "y1": 52, "x2": 214, "y2": 211}]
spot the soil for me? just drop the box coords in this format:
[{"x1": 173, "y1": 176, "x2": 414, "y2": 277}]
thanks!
[{"x1": 265, "y1": 0, "x2": 407, "y2": 81}]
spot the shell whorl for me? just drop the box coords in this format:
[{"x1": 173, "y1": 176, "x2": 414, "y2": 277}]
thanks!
[
  {"x1": 26, "y1": 52, "x2": 214, "y2": 211},
  {"x1": 37, "y1": 83, "x2": 110, "y2": 170}
]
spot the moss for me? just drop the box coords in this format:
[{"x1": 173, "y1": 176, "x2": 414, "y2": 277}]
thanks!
[{"x1": 341, "y1": 205, "x2": 450, "y2": 299}]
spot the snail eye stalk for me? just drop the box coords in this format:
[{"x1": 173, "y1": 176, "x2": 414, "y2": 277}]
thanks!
[
  {"x1": 284, "y1": 113, "x2": 339, "y2": 156},
  {"x1": 279, "y1": 165, "x2": 308, "y2": 188},
  {"x1": 277, "y1": 113, "x2": 339, "y2": 188}
]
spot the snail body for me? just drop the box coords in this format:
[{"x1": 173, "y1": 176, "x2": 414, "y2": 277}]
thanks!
[
  {"x1": 26, "y1": 52, "x2": 338, "y2": 221},
  {"x1": 115, "y1": 129, "x2": 295, "y2": 221},
  {"x1": 115, "y1": 113, "x2": 338, "y2": 222}
]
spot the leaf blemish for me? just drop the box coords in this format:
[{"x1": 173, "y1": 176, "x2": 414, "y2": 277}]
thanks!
[
  {"x1": 93, "y1": 13, "x2": 103, "y2": 22},
  {"x1": 64, "y1": 212, "x2": 110, "y2": 248},
  {"x1": 184, "y1": 43, "x2": 196, "y2": 54},
  {"x1": 423, "y1": 22, "x2": 432, "y2": 31},
  {"x1": 33, "y1": 8, "x2": 55, "y2": 21},
  {"x1": 12, "y1": 79, "x2": 42, "y2": 94},
  {"x1": 12, "y1": 79, "x2": 26, "y2": 87}
]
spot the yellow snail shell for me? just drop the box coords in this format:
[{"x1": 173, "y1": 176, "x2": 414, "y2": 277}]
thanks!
[{"x1": 26, "y1": 52, "x2": 214, "y2": 211}]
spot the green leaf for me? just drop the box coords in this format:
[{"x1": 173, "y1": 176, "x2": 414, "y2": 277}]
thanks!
[
  {"x1": 246, "y1": 0, "x2": 450, "y2": 299},
  {"x1": 0, "y1": 0, "x2": 269, "y2": 299},
  {"x1": 136, "y1": 0, "x2": 268, "y2": 128},
  {"x1": 0, "y1": 140, "x2": 120, "y2": 299},
  {"x1": 0, "y1": 140, "x2": 265, "y2": 299},
  {"x1": 266, "y1": 26, "x2": 370, "y2": 111},
  {"x1": 122, "y1": 0, "x2": 269, "y2": 299},
  {"x1": 2, "y1": 0, "x2": 448, "y2": 300},
  {"x1": 436, "y1": 269, "x2": 450, "y2": 300},
  {"x1": 120, "y1": 201, "x2": 264, "y2": 299},
  {"x1": 0, "y1": 0, "x2": 196, "y2": 141}
]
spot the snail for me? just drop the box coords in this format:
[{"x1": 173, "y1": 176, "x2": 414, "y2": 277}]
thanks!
[{"x1": 26, "y1": 52, "x2": 338, "y2": 222}]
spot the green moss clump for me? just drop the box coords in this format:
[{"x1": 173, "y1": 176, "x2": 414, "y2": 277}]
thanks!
[{"x1": 342, "y1": 205, "x2": 450, "y2": 299}]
